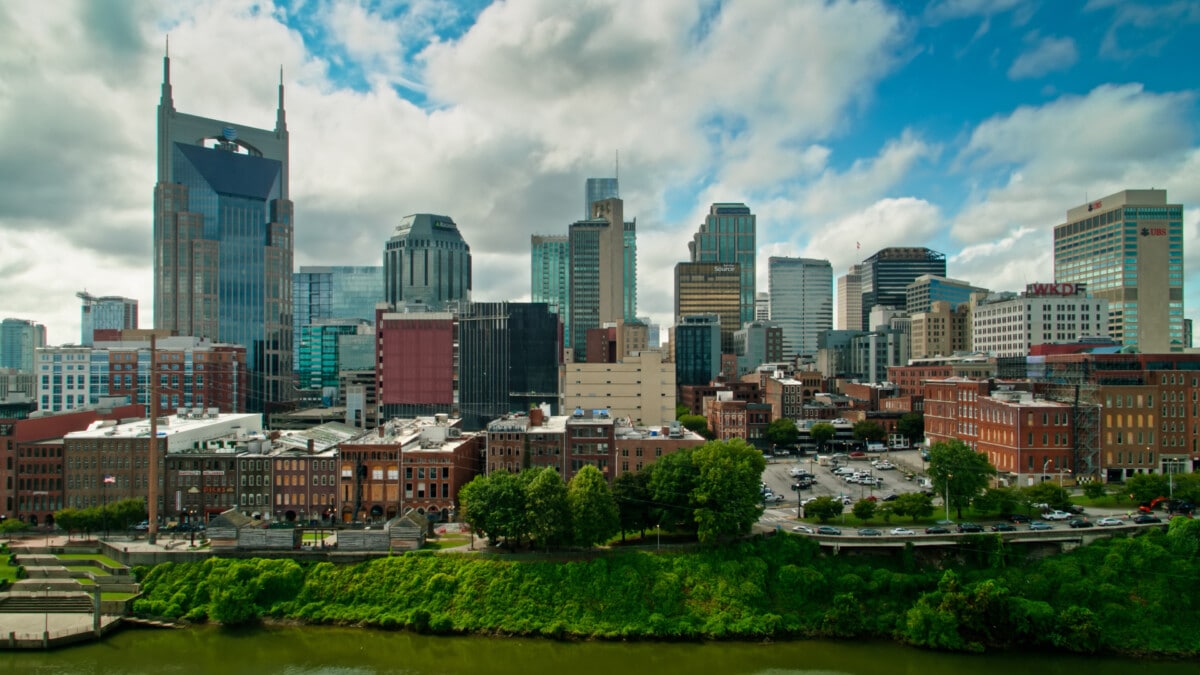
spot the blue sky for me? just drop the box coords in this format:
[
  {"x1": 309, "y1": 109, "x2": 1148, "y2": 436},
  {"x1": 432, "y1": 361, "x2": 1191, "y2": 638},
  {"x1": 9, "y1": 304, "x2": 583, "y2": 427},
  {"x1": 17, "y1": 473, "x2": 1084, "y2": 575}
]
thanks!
[{"x1": 0, "y1": 0, "x2": 1198, "y2": 345}]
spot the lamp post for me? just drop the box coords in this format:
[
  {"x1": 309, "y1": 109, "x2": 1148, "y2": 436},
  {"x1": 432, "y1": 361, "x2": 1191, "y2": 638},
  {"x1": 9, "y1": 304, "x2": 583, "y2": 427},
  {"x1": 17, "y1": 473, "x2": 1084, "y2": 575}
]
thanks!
[
  {"x1": 44, "y1": 584, "x2": 51, "y2": 638},
  {"x1": 187, "y1": 485, "x2": 201, "y2": 546},
  {"x1": 945, "y1": 472, "x2": 953, "y2": 523}
]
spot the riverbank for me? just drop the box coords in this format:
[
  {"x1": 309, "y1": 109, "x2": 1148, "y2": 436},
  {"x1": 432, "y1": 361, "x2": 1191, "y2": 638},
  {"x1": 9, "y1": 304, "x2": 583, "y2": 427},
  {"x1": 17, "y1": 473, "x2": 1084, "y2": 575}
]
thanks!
[{"x1": 131, "y1": 520, "x2": 1200, "y2": 657}]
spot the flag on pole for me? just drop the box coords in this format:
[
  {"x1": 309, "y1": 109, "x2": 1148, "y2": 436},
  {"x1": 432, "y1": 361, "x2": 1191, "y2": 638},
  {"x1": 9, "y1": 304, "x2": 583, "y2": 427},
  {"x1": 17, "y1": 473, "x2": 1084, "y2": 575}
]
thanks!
[{"x1": 103, "y1": 475, "x2": 116, "y2": 484}]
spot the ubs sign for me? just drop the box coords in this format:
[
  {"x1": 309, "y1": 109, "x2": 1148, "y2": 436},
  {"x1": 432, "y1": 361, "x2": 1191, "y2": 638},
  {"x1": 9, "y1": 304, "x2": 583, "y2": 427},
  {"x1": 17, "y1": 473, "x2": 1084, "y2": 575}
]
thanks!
[{"x1": 1026, "y1": 282, "x2": 1085, "y2": 297}]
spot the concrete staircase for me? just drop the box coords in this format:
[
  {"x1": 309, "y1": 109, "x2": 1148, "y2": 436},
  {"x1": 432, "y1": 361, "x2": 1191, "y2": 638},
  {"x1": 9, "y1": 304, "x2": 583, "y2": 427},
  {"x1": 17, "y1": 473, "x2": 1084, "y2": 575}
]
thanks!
[{"x1": 0, "y1": 594, "x2": 95, "y2": 613}]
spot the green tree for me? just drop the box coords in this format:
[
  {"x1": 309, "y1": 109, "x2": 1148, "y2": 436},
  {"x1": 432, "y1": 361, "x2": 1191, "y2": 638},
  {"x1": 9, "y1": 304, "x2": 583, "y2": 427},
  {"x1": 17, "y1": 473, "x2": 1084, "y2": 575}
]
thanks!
[
  {"x1": 459, "y1": 471, "x2": 532, "y2": 548},
  {"x1": 689, "y1": 439, "x2": 766, "y2": 543},
  {"x1": 852, "y1": 498, "x2": 877, "y2": 521},
  {"x1": 678, "y1": 414, "x2": 713, "y2": 439},
  {"x1": 675, "y1": 404, "x2": 690, "y2": 420},
  {"x1": 891, "y1": 492, "x2": 934, "y2": 522},
  {"x1": 1125, "y1": 473, "x2": 1171, "y2": 504},
  {"x1": 1081, "y1": 481, "x2": 1107, "y2": 500},
  {"x1": 0, "y1": 518, "x2": 30, "y2": 534},
  {"x1": 646, "y1": 448, "x2": 698, "y2": 533},
  {"x1": 612, "y1": 470, "x2": 652, "y2": 541},
  {"x1": 1023, "y1": 482, "x2": 1072, "y2": 510},
  {"x1": 897, "y1": 412, "x2": 924, "y2": 444},
  {"x1": 764, "y1": 418, "x2": 799, "y2": 448},
  {"x1": 852, "y1": 420, "x2": 886, "y2": 443},
  {"x1": 568, "y1": 465, "x2": 619, "y2": 548},
  {"x1": 809, "y1": 423, "x2": 836, "y2": 452},
  {"x1": 805, "y1": 496, "x2": 844, "y2": 523},
  {"x1": 927, "y1": 439, "x2": 996, "y2": 520},
  {"x1": 974, "y1": 486, "x2": 1018, "y2": 515},
  {"x1": 525, "y1": 468, "x2": 569, "y2": 550}
]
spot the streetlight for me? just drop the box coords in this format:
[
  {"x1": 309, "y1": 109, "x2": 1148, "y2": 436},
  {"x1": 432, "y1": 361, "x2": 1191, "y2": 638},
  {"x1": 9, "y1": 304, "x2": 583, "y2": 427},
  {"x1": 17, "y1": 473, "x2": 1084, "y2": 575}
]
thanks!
[
  {"x1": 945, "y1": 473, "x2": 953, "y2": 523},
  {"x1": 187, "y1": 485, "x2": 203, "y2": 546},
  {"x1": 44, "y1": 584, "x2": 51, "y2": 638}
]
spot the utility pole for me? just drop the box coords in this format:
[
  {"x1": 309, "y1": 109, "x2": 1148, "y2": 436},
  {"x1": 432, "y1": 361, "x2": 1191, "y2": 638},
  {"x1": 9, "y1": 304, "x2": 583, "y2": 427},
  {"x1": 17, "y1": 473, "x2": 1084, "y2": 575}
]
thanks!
[{"x1": 148, "y1": 334, "x2": 159, "y2": 545}]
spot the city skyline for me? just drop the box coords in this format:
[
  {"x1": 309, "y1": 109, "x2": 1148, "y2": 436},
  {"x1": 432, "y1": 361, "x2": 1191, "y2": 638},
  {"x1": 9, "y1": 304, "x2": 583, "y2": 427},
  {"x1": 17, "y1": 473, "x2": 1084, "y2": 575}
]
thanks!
[{"x1": 0, "y1": 1, "x2": 1198, "y2": 346}]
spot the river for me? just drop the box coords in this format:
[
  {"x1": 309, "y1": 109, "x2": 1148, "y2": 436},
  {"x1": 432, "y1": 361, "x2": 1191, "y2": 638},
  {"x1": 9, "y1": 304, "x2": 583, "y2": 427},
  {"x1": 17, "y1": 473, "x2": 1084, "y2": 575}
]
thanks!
[{"x1": 2, "y1": 625, "x2": 1194, "y2": 674}]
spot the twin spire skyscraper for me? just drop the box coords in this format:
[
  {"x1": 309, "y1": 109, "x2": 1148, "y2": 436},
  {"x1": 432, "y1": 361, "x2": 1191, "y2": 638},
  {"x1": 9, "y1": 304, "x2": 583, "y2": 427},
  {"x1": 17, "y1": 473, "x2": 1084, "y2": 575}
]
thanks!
[{"x1": 153, "y1": 45, "x2": 294, "y2": 412}]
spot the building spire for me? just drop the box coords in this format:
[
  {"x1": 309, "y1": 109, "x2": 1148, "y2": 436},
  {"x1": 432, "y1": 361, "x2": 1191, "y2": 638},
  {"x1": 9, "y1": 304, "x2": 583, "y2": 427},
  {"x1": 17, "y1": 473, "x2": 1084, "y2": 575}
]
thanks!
[
  {"x1": 161, "y1": 35, "x2": 174, "y2": 109},
  {"x1": 275, "y1": 65, "x2": 287, "y2": 133}
]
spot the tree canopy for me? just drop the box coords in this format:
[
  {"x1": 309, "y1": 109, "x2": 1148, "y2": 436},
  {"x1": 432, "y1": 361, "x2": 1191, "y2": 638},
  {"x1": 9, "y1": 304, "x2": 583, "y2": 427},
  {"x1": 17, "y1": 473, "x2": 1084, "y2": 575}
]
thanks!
[
  {"x1": 764, "y1": 418, "x2": 799, "y2": 448},
  {"x1": 852, "y1": 420, "x2": 886, "y2": 442},
  {"x1": 926, "y1": 439, "x2": 996, "y2": 519},
  {"x1": 568, "y1": 466, "x2": 620, "y2": 548},
  {"x1": 897, "y1": 413, "x2": 924, "y2": 443},
  {"x1": 809, "y1": 423, "x2": 836, "y2": 452}
]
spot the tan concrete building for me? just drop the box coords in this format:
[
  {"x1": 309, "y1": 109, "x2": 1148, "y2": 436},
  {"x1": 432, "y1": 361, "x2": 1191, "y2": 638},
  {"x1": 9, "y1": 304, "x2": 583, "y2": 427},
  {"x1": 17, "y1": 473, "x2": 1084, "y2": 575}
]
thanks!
[
  {"x1": 561, "y1": 349, "x2": 676, "y2": 427},
  {"x1": 910, "y1": 300, "x2": 973, "y2": 359}
]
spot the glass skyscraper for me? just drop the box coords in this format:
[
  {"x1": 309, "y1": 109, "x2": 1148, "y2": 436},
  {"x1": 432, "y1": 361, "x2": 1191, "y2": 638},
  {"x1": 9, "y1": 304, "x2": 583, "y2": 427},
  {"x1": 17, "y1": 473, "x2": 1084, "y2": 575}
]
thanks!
[
  {"x1": 768, "y1": 257, "x2": 833, "y2": 359},
  {"x1": 859, "y1": 248, "x2": 946, "y2": 330},
  {"x1": 568, "y1": 198, "x2": 626, "y2": 361},
  {"x1": 153, "y1": 53, "x2": 293, "y2": 412},
  {"x1": 531, "y1": 234, "x2": 570, "y2": 344},
  {"x1": 383, "y1": 214, "x2": 472, "y2": 312},
  {"x1": 0, "y1": 318, "x2": 46, "y2": 373},
  {"x1": 78, "y1": 293, "x2": 138, "y2": 346},
  {"x1": 689, "y1": 203, "x2": 757, "y2": 327},
  {"x1": 293, "y1": 266, "x2": 382, "y2": 369},
  {"x1": 585, "y1": 177, "x2": 619, "y2": 219},
  {"x1": 1054, "y1": 189, "x2": 1184, "y2": 352}
]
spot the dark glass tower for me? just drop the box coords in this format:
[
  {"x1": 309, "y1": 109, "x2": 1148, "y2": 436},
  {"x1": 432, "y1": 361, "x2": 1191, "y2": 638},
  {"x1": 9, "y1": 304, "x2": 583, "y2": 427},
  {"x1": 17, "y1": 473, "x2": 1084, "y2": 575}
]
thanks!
[
  {"x1": 689, "y1": 203, "x2": 756, "y2": 327},
  {"x1": 457, "y1": 302, "x2": 561, "y2": 430},
  {"x1": 859, "y1": 247, "x2": 946, "y2": 330},
  {"x1": 153, "y1": 52, "x2": 293, "y2": 413}
]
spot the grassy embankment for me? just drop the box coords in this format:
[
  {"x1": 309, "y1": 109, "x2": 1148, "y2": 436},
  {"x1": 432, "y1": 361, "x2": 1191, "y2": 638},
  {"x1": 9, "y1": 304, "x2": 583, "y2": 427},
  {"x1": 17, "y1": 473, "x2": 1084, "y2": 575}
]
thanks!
[{"x1": 132, "y1": 518, "x2": 1200, "y2": 656}]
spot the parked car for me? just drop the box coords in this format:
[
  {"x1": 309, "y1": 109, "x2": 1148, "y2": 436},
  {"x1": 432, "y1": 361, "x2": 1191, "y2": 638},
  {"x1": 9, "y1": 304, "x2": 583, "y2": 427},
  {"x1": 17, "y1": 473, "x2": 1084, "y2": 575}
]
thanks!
[
  {"x1": 1068, "y1": 518, "x2": 1094, "y2": 528},
  {"x1": 817, "y1": 526, "x2": 843, "y2": 535},
  {"x1": 924, "y1": 525, "x2": 950, "y2": 534},
  {"x1": 1132, "y1": 514, "x2": 1162, "y2": 524},
  {"x1": 132, "y1": 520, "x2": 150, "y2": 531},
  {"x1": 1006, "y1": 513, "x2": 1032, "y2": 524},
  {"x1": 956, "y1": 522, "x2": 984, "y2": 533},
  {"x1": 890, "y1": 527, "x2": 915, "y2": 535},
  {"x1": 1096, "y1": 517, "x2": 1123, "y2": 527},
  {"x1": 1029, "y1": 521, "x2": 1054, "y2": 531},
  {"x1": 990, "y1": 522, "x2": 1016, "y2": 532},
  {"x1": 768, "y1": 494, "x2": 785, "y2": 503},
  {"x1": 881, "y1": 493, "x2": 900, "y2": 502},
  {"x1": 1043, "y1": 510, "x2": 1072, "y2": 521},
  {"x1": 858, "y1": 528, "x2": 882, "y2": 536},
  {"x1": 792, "y1": 524, "x2": 815, "y2": 534}
]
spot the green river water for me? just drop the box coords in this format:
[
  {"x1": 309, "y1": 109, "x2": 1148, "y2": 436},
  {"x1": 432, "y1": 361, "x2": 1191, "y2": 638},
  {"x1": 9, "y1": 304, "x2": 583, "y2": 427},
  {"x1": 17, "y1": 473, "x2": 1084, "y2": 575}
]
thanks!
[{"x1": 2, "y1": 625, "x2": 1195, "y2": 675}]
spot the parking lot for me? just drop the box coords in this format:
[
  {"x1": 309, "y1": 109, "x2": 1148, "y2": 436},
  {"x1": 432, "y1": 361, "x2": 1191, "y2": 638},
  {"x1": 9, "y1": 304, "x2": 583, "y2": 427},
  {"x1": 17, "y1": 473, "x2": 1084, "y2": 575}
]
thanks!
[{"x1": 759, "y1": 449, "x2": 931, "y2": 518}]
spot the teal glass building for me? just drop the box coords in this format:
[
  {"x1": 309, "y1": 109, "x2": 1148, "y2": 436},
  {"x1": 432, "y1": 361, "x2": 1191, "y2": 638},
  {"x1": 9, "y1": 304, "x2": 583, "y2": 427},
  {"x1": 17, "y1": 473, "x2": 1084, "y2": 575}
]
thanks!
[
  {"x1": 531, "y1": 234, "x2": 570, "y2": 344},
  {"x1": 689, "y1": 203, "x2": 756, "y2": 327}
]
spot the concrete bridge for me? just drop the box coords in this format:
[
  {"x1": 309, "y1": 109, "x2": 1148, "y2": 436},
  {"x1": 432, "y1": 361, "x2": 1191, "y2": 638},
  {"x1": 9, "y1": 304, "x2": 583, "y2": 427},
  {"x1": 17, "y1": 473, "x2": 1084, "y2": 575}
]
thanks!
[{"x1": 803, "y1": 521, "x2": 1168, "y2": 554}]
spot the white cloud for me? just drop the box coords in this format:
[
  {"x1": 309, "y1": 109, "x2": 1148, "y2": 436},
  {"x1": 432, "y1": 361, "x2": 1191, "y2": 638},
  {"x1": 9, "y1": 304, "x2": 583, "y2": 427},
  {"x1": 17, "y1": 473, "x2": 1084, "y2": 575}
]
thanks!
[{"x1": 1007, "y1": 34, "x2": 1077, "y2": 79}]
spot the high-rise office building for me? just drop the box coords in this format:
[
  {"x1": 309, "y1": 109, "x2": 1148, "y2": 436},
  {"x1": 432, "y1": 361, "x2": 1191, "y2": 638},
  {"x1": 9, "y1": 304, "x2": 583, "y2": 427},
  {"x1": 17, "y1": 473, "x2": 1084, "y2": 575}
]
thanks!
[
  {"x1": 457, "y1": 302, "x2": 561, "y2": 430},
  {"x1": 905, "y1": 275, "x2": 987, "y2": 315},
  {"x1": 1054, "y1": 189, "x2": 1184, "y2": 352},
  {"x1": 297, "y1": 319, "x2": 371, "y2": 396},
  {"x1": 78, "y1": 293, "x2": 138, "y2": 346},
  {"x1": 859, "y1": 248, "x2": 946, "y2": 330},
  {"x1": 689, "y1": 203, "x2": 756, "y2": 326},
  {"x1": 674, "y1": 262, "x2": 741, "y2": 353},
  {"x1": 585, "y1": 177, "x2": 619, "y2": 219},
  {"x1": 768, "y1": 257, "x2": 833, "y2": 359},
  {"x1": 293, "y1": 266, "x2": 382, "y2": 368},
  {"x1": 734, "y1": 320, "x2": 783, "y2": 375},
  {"x1": 531, "y1": 234, "x2": 570, "y2": 344},
  {"x1": 153, "y1": 53, "x2": 293, "y2": 412},
  {"x1": 755, "y1": 292, "x2": 770, "y2": 321},
  {"x1": 584, "y1": 178, "x2": 636, "y2": 322},
  {"x1": 836, "y1": 264, "x2": 864, "y2": 331},
  {"x1": 0, "y1": 319, "x2": 47, "y2": 373},
  {"x1": 674, "y1": 315, "x2": 722, "y2": 387},
  {"x1": 569, "y1": 198, "x2": 626, "y2": 360},
  {"x1": 383, "y1": 214, "x2": 472, "y2": 312}
]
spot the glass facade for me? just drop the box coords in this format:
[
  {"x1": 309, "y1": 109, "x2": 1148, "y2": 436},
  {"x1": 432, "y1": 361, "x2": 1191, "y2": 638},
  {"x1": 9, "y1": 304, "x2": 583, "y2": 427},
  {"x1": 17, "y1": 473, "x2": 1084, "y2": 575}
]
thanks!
[
  {"x1": 79, "y1": 295, "x2": 137, "y2": 346},
  {"x1": 674, "y1": 262, "x2": 741, "y2": 353},
  {"x1": 0, "y1": 319, "x2": 46, "y2": 372},
  {"x1": 457, "y1": 302, "x2": 560, "y2": 430},
  {"x1": 297, "y1": 321, "x2": 367, "y2": 392},
  {"x1": 688, "y1": 203, "x2": 756, "y2": 326},
  {"x1": 859, "y1": 248, "x2": 946, "y2": 330},
  {"x1": 674, "y1": 315, "x2": 721, "y2": 387},
  {"x1": 585, "y1": 177, "x2": 619, "y2": 219},
  {"x1": 293, "y1": 266, "x2": 382, "y2": 368},
  {"x1": 531, "y1": 235, "x2": 570, "y2": 344},
  {"x1": 768, "y1": 257, "x2": 833, "y2": 359}
]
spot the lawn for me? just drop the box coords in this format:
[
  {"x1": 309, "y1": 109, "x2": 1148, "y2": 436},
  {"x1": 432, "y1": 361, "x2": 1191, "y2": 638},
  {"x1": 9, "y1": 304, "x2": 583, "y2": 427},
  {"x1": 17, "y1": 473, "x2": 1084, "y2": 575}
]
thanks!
[
  {"x1": 65, "y1": 565, "x2": 111, "y2": 576},
  {"x1": 101, "y1": 592, "x2": 138, "y2": 601},
  {"x1": 423, "y1": 535, "x2": 471, "y2": 550},
  {"x1": 0, "y1": 555, "x2": 17, "y2": 584},
  {"x1": 55, "y1": 553, "x2": 124, "y2": 569}
]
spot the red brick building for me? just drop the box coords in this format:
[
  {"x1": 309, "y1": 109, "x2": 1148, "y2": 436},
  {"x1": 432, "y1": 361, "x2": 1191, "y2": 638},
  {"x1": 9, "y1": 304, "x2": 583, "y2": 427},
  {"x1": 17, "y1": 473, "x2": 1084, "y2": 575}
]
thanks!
[
  {"x1": 376, "y1": 311, "x2": 456, "y2": 419},
  {"x1": 976, "y1": 390, "x2": 1074, "y2": 487},
  {"x1": 1, "y1": 405, "x2": 142, "y2": 526}
]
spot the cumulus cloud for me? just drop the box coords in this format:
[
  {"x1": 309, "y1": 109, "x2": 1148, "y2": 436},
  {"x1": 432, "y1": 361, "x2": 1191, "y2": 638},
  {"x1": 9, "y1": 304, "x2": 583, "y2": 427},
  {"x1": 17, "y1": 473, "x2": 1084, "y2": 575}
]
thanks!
[{"x1": 1007, "y1": 34, "x2": 1077, "y2": 79}]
